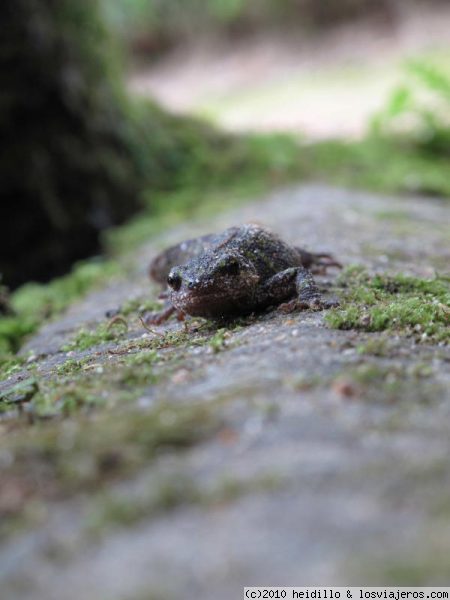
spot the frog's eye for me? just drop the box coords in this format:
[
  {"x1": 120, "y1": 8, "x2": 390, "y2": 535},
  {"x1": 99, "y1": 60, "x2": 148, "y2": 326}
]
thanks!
[
  {"x1": 167, "y1": 271, "x2": 182, "y2": 291},
  {"x1": 219, "y1": 258, "x2": 240, "y2": 276}
]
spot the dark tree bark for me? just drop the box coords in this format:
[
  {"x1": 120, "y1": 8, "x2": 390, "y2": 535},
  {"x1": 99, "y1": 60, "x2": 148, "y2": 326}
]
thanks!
[{"x1": 0, "y1": 0, "x2": 142, "y2": 288}]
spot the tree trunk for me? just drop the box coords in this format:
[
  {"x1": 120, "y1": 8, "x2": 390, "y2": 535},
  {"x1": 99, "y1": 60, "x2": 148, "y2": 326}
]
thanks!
[{"x1": 0, "y1": 0, "x2": 142, "y2": 288}]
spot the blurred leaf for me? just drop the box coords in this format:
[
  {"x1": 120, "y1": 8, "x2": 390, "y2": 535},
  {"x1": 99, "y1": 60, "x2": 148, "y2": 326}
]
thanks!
[
  {"x1": 371, "y1": 60, "x2": 450, "y2": 156},
  {"x1": 408, "y1": 60, "x2": 450, "y2": 101}
]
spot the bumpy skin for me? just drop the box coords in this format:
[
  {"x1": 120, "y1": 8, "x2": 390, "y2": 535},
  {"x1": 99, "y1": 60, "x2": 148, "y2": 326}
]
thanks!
[{"x1": 147, "y1": 224, "x2": 340, "y2": 322}]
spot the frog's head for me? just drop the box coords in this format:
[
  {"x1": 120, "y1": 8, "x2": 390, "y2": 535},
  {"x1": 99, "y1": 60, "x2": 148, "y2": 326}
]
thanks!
[{"x1": 167, "y1": 251, "x2": 259, "y2": 318}]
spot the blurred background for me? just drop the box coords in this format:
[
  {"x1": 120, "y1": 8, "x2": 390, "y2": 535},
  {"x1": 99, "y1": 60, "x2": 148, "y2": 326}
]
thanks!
[
  {"x1": 118, "y1": 0, "x2": 450, "y2": 138},
  {"x1": 1, "y1": 0, "x2": 450, "y2": 351}
]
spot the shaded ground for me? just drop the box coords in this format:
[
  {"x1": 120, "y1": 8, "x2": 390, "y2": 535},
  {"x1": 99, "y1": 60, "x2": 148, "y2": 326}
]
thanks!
[
  {"x1": 1, "y1": 184, "x2": 449, "y2": 598},
  {"x1": 129, "y1": 7, "x2": 450, "y2": 138}
]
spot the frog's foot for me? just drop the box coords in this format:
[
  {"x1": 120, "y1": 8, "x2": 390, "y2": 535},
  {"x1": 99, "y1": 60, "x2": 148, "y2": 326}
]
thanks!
[
  {"x1": 279, "y1": 295, "x2": 338, "y2": 313},
  {"x1": 142, "y1": 305, "x2": 176, "y2": 326},
  {"x1": 293, "y1": 267, "x2": 339, "y2": 311},
  {"x1": 297, "y1": 248, "x2": 342, "y2": 275},
  {"x1": 305, "y1": 295, "x2": 340, "y2": 310},
  {"x1": 308, "y1": 254, "x2": 342, "y2": 275},
  {"x1": 278, "y1": 298, "x2": 301, "y2": 313}
]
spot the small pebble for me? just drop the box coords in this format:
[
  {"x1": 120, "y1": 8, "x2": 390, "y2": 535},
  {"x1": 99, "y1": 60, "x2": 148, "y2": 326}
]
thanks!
[
  {"x1": 332, "y1": 378, "x2": 358, "y2": 398},
  {"x1": 171, "y1": 369, "x2": 190, "y2": 384}
]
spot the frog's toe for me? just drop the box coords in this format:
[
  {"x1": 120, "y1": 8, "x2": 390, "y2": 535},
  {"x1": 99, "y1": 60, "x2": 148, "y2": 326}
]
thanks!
[
  {"x1": 279, "y1": 295, "x2": 339, "y2": 313},
  {"x1": 278, "y1": 299, "x2": 299, "y2": 314},
  {"x1": 278, "y1": 297, "x2": 320, "y2": 313},
  {"x1": 322, "y1": 296, "x2": 340, "y2": 309},
  {"x1": 307, "y1": 296, "x2": 340, "y2": 310},
  {"x1": 309, "y1": 254, "x2": 342, "y2": 274},
  {"x1": 142, "y1": 305, "x2": 176, "y2": 326}
]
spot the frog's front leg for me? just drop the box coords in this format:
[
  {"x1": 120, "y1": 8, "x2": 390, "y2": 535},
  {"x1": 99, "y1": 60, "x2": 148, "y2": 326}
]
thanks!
[
  {"x1": 142, "y1": 302, "x2": 185, "y2": 325},
  {"x1": 261, "y1": 267, "x2": 337, "y2": 312}
]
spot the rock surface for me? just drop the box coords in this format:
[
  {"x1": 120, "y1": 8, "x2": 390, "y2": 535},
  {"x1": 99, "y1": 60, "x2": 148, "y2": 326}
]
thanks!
[{"x1": 1, "y1": 184, "x2": 450, "y2": 598}]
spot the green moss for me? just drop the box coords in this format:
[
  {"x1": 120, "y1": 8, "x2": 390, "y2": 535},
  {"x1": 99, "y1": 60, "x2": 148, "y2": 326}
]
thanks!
[
  {"x1": 0, "y1": 355, "x2": 26, "y2": 381},
  {"x1": 124, "y1": 349, "x2": 159, "y2": 367},
  {"x1": 0, "y1": 401, "x2": 220, "y2": 529},
  {"x1": 87, "y1": 471, "x2": 283, "y2": 536},
  {"x1": 87, "y1": 474, "x2": 202, "y2": 534},
  {"x1": 209, "y1": 328, "x2": 230, "y2": 353},
  {"x1": 0, "y1": 258, "x2": 121, "y2": 364},
  {"x1": 356, "y1": 337, "x2": 392, "y2": 357},
  {"x1": 62, "y1": 318, "x2": 129, "y2": 352},
  {"x1": 326, "y1": 267, "x2": 450, "y2": 342},
  {"x1": 56, "y1": 359, "x2": 84, "y2": 376},
  {"x1": 332, "y1": 362, "x2": 440, "y2": 405},
  {"x1": 34, "y1": 385, "x2": 107, "y2": 418},
  {"x1": 12, "y1": 260, "x2": 122, "y2": 318},
  {"x1": 0, "y1": 377, "x2": 39, "y2": 413},
  {"x1": 118, "y1": 350, "x2": 160, "y2": 386}
]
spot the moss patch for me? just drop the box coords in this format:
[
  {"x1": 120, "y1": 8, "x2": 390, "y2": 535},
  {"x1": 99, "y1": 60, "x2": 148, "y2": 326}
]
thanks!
[
  {"x1": 0, "y1": 400, "x2": 221, "y2": 536},
  {"x1": 61, "y1": 319, "x2": 129, "y2": 352},
  {"x1": 0, "y1": 319, "x2": 239, "y2": 419},
  {"x1": 0, "y1": 259, "x2": 122, "y2": 363},
  {"x1": 87, "y1": 471, "x2": 283, "y2": 536},
  {"x1": 326, "y1": 266, "x2": 450, "y2": 342},
  {"x1": 331, "y1": 361, "x2": 441, "y2": 406}
]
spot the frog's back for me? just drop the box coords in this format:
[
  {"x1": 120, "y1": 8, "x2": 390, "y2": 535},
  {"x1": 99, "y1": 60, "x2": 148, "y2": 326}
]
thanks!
[
  {"x1": 149, "y1": 224, "x2": 300, "y2": 285},
  {"x1": 226, "y1": 224, "x2": 300, "y2": 280}
]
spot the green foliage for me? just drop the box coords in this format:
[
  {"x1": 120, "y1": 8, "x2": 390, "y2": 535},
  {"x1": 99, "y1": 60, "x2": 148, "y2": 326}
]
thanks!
[
  {"x1": 305, "y1": 137, "x2": 450, "y2": 198},
  {"x1": 372, "y1": 60, "x2": 450, "y2": 156},
  {"x1": 0, "y1": 259, "x2": 120, "y2": 361},
  {"x1": 326, "y1": 267, "x2": 450, "y2": 341}
]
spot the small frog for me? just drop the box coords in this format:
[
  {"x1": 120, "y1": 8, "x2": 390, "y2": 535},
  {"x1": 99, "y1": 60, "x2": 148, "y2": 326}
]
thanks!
[{"x1": 146, "y1": 224, "x2": 341, "y2": 323}]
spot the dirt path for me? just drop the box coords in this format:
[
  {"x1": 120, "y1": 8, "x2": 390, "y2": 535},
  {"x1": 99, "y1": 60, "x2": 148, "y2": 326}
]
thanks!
[
  {"x1": 129, "y1": 7, "x2": 450, "y2": 139},
  {"x1": 1, "y1": 184, "x2": 449, "y2": 598}
]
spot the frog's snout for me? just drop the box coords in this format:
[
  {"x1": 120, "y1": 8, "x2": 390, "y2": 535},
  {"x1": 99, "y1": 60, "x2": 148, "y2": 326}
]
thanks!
[{"x1": 187, "y1": 278, "x2": 201, "y2": 290}]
